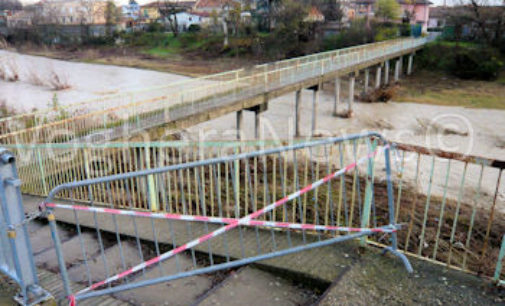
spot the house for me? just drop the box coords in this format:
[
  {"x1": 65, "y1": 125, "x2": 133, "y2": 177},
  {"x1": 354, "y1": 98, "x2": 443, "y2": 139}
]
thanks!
[
  {"x1": 398, "y1": 0, "x2": 431, "y2": 32},
  {"x1": 427, "y1": 5, "x2": 449, "y2": 29},
  {"x1": 175, "y1": 11, "x2": 210, "y2": 31},
  {"x1": 193, "y1": 0, "x2": 244, "y2": 14},
  {"x1": 349, "y1": 0, "x2": 432, "y2": 32},
  {"x1": 140, "y1": 2, "x2": 160, "y2": 23},
  {"x1": 122, "y1": 0, "x2": 141, "y2": 20},
  {"x1": 6, "y1": 10, "x2": 33, "y2": 28},
  {"x1": 29, "y1": 0, "x2": 109, "y2": 26},
  {"x1": 5, "y1": 0, "x2": 115, "y2": 40}
]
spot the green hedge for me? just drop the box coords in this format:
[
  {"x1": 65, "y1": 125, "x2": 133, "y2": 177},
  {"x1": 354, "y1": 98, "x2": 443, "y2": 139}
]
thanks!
[{"x1": 417, "y1": 42, "x2": 504, "y2": 80}]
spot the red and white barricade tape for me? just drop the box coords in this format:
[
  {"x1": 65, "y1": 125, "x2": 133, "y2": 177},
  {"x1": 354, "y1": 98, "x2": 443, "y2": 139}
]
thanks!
[
  {"x1": 61, "y1": 144, "x2": 388, "y2": 304},
  {"x1": 44, "y1": 202, "x2": 396, "y2": 233}
]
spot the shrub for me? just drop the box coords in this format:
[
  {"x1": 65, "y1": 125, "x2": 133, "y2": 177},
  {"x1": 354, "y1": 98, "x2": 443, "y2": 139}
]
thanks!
[
  {"x1": 417, "y1": 42, "x2": 504, "y2": 80},
  {"x1": 188, "y1": 24, "x2": 201, "y2": 33},
  {"x1": 375, "y1": 26, "x2": 398, "y2": 42}
]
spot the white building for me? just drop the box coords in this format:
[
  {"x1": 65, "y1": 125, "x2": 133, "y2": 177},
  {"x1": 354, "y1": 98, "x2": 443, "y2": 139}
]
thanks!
[
  {"x1": 122, "y1": 0, "x2": 140, "y2": 20},
  {"x1": 175, "y1": 11, "x2": 209, "y2": 31}
]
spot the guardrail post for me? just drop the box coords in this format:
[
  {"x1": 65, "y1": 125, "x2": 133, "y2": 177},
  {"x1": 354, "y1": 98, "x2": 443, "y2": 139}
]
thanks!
[{"x1": 0, "y1": 148, "x2": 51, "y2": 305}]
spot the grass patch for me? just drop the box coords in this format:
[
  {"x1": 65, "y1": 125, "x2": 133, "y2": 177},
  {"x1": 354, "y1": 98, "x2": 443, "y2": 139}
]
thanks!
[{"x1": 396, "y1": 70, "x2": 505, "y2": 109}]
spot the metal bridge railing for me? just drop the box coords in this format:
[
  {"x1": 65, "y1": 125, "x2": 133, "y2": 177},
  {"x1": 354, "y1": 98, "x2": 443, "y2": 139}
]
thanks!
[
  {"x1": 39, "y1": 132, "x2": 412, "y2": 303},
  {"x1": 0, "y1": 37, "x2": 428, "y2": 145},
  {"x1": 5, "y1": 134, "x2": 505, "y2": 281}
]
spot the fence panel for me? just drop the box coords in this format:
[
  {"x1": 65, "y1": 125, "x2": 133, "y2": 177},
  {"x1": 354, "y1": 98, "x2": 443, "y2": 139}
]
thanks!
[
  {"x1": 40, "y1": 133, "x2": 412, "y2": 303},
  {"x1": 7, "y1": 135, "x2": 504, "y2": 282}
]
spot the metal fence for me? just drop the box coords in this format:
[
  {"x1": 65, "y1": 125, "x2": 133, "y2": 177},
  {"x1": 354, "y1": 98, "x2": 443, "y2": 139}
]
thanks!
[
  {"x1": 39, "y1": 132, "x2": 411, "y2": 303},
  {"x1": 5, "y1": 134, "x2": 505, "y2": 281},
  {"x1": 0, "y1": 149, "x2": 51, "y2": 305},
  {"x1": 0, "y1": 37, "x2": 428, "y2": 145}
]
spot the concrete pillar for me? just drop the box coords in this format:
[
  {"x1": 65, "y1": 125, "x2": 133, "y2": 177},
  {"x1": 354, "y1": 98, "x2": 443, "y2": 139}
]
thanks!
[
  {"x1": 384, "y1": 60, "x2": 390, "y2": 85},
  {"x1": 348, "y1": 74, "x2": 355, "y2": 117},
  {"x1": 254, "y1": 111, "x2": 260, "y2": 139},
  {"x1": 311, "y1": 86, "x2": 319, "y2": 136},
  {"x1": 333, "y1": 78, "x2": 340, "y2": 116},
  {"x1": 407, "y1": 54, "x2": 414, "y2": 75},
  {"x1": 295, "y1": 90, "x2": 301, "y2": 137},
  {"x1": 394, "y1": 59, "x2": 400, "y2": 83},
  {"x1": 364, "y1": 68, "x2": 370, "y2": 93},
  {"x1": 236, "y1": 110, "x2": 243, "y2": 140},
  {"x1": 375, "y1": 66, "x2": 382, "y2": 89},
  {"x1": 399, "y1": 56, "x2": 403, "y2": 77}
]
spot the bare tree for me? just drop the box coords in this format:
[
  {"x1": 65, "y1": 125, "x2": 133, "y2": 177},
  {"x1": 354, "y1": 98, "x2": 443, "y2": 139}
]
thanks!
[
  {"x1": 158, "y1": 0, "x2": 184, "y2": 37},
  {"x1": 453, "y1": 0, "x2": 505, "y2": 45}
]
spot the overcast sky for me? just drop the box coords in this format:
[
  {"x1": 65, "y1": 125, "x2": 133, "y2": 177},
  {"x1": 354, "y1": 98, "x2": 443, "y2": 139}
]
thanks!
[{"x1": 18, "y1": 0, "x2": 505, "y2": 8}]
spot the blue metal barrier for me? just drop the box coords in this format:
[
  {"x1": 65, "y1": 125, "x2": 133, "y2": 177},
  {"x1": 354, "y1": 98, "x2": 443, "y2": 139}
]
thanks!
[{"x1": 0, "y1": 148, "x2": 51, "y2": 305}]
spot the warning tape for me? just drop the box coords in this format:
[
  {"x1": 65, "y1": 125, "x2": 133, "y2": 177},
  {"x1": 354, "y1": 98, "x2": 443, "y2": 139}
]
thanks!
[{"x1": 45, "y1": 202, "x2": 396, "y2": 233}]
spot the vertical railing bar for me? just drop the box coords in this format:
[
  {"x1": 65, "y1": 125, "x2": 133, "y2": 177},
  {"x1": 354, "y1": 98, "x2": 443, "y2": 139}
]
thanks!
[
  {"x1": 230, "y1": 159, "x2": 246, "y2": 258},
  {"x1": 277, "y1": 151, "x2": 292, "y2": 248},
  {"x1": 481, "y1": 169, "x2": 503, "y2": 260},
  {"x1": 212, "y1": 161, "x2": 230, "y2": 262},
  {"x1": 433, "y1": 159, "x2": 452, "y2": 260},
  {"x1": 394, "y1": 150, "x2": 406, "y2": 224},
  {"x1": 447, "y1": 162, "x2": 468, "y2": 267},
  {"x1": 292, "y1": 148, "x2": 307, "y2": 243},
  {"x1": 124, "y1": 179, "x2": 146, "y2": 278},
  {"x1": 404, "y1": 152, "x2": 421, "y2": 252},
  {"x1": 245, "y1": 157, "x2": 262, "y2": 254},
  {"x1": 105, "y1": 178, "x2": 128, "y2": 282},
  {"x1": 177, "y1": 168, "x2": 197, "y2": 268},
  {"x1": 70, "y1": 188, "x2": 92, "y2": 287},
  {"x1": 196, "y1": 165, "x2": 214, "y2": 266},
  {"x1": 463, "y1": 164, "x2": 484, "y2": 269},
  {"x1": 418, "y1": 156, "x2": 436, "y2": 256}
]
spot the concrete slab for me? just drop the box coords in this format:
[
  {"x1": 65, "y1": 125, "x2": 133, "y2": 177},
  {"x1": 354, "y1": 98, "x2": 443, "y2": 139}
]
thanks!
[
  {"x1": 27, "y1": 221, "x2": 70, "y2": 254},
  {"x1": 198, "y1": 267, "x2": 316, "y2": 306},
  {"x1": 67, "y1": 242, "x2": 143, "y2": 284},
  {"x1": 114, "y1": 255, "x2": 213, "y2": 306},
  {"x1": 316, "y1": 252, "x2": 501, "y2": 305},
  {"x1": 35, "y1": 232, "x2": 101, "y2": 271}
]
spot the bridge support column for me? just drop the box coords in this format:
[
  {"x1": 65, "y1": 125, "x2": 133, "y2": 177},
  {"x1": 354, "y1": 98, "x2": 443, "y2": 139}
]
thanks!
[
  {"x1": 364, "y1": 68, "x2": 370, "y2": 93},
  {"x1": 236, "y1": 110, "x2": 243, "y2": 140},
  {"x1": 294, "y1": 90, "x2": 302, "y2": 137},
  {"x1": 407, "y1": 53, "x2": 414, "y2": 75},
  {"x1": 394, "y1": 59, "x2": 400, "y2": 83},
  {"x1": 333, "y1": 78, "x2": 340, "y2": 116},
  {"x1": 254, "y1": 111, "x2": 261, "y2": 139},
  {"x1": 309, "y1": 84, "x2": 320, "y2": 137},
  {"x1": 375, "y1": 65, "x2": 382, "y2": 89},
  {"x1": 384, "y1": 60, "x2": 390, "y2": 85},
  {"x1": 348, "y1": 74, "x2": 355, "y2": 117}
]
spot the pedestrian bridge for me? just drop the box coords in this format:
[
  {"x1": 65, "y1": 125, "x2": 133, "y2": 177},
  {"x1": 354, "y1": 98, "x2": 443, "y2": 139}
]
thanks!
[{"x1": 0, "y1": 37, "x2": 430, "y2": 144}]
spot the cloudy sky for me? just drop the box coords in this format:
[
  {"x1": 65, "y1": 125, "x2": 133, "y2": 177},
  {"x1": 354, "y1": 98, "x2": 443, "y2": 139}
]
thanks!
[{"x1": 18, "y1": 0, "x2": 504, "y2": 8}]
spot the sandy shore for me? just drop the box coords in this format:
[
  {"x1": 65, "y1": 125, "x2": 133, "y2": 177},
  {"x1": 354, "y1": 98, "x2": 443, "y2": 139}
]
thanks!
[{"x1": 0, "y1": 50, "x2": 191, "y2": 113}]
